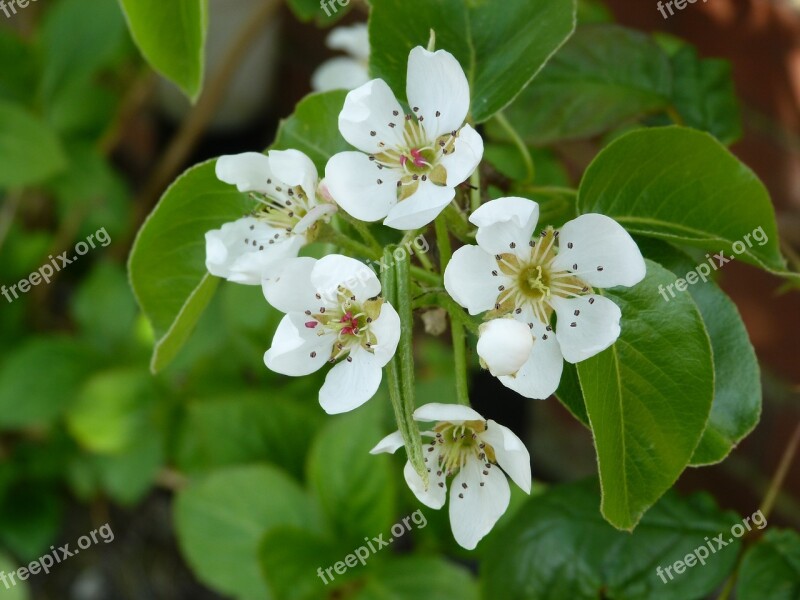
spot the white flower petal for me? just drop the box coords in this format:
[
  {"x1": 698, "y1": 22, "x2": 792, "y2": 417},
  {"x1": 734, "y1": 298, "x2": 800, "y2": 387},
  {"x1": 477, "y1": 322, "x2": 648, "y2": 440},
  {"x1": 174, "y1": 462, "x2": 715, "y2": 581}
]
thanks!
[
  {"x1": 261, "y1": 256, "x2": 320, "y2": 313},
  {"x1": 551, "y1": 294, "x2": 621, "y2": 363},
  {"x1": 413, "y1": 403, "x2": 484, "y2": 424},
  {"x1": 369, "y1": 302, "x2": 401, "y2": 367},
  {"x1": 267, "y1": 149, "x2": 318, "y2": 201},
  {"x1": 205, "y1": 217, "x2": 301, "y2": 285},
  {"x1": 477, "y1": 319, "x2": 534, "y2": 377},
  {"x1": 325, "y1": 151, "x2": 399, "y2": 222},
  {"x1": 471, "y1": 197, "x2": 540, "y2": 258},
  {"x1": 215, "y1": 152, "x2": 273, "y2": 193},
  {"x1": 481, "y1": 420, "x2": 531, "y2": 493},
  {"x1": 264, "y1": 313, "x2": 336, "y2": 376},
  {"x1": 370, "y1": 430, "x2": 405, "y2": 455},
  {"x1": 406, "y1": 47, "x2": 470, "y2": 140},
  {"x1": 448, "y1": 457, "x2": 510, "y2": 550},
  {"x1": 311, "y1": 254, "x2": 381, "y2": 304},
  {"x1": 339, "y1": 79, "x2": 405, "y2": 154},
  {"x1": 326, "y1": 23, "x2": 370, "y2": 60},
  {"x1": 499, "y1": 320, "x2": 564, "y2": 400},
  {"x1": 311, "y1": 57, "x2": 371, "y2": 92},
  {"x1": 441, "y1": 124, "x2": 484, "y2": 187},
  {"x1": 404, "y1": 455, "x2": 447, "y2": 510},
  {"x1": 444, "y1": 245, "x2": 509, "y2": 315},
  {"x1": 383, "y1": 179, "x2": 455, "y2": 230},
  {"x1": 319, "y1": 346, "x2": 383, "y2": 414},
  {"x1": 551, "y1": 213, "x2": 647, "y2": 288}
]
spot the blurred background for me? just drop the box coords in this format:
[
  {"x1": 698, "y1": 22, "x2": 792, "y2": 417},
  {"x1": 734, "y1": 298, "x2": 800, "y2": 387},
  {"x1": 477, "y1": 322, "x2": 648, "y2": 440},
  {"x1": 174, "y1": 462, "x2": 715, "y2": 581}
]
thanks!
[{"x1": 0, "y1": 0, "x2": 798, "y2": 598}]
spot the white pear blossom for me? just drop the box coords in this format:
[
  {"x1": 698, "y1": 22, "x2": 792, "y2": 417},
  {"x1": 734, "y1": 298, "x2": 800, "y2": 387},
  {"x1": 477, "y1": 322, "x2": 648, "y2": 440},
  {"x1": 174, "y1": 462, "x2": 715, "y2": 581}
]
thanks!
[
  {"x1": 205, "y1": 150, "x2": 336, "y2": 284},
  {"x1": 263, "y1": 255, "x2": 400, "y2": 414},
  {"x1": 371, "y1": 403, "x2": 531, "y2": 550},
  {"x1": 444, "y1": 197, "x2": 646, "y2": 400},
  {"x1": 311, "y1": 24, "x2": 370, "y2": 92},
  {"x1": 325, "y1": 46, "x2": 483, "y2": 231}
]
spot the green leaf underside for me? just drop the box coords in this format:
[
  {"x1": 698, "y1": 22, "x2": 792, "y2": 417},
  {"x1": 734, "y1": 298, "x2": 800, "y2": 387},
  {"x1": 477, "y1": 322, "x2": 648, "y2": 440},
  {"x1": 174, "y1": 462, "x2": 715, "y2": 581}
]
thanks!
[
  {"x1": 578, "y1": 126, "x2": 793, "y2": 280},
  {"x1": 369, "y1": 0, "x2": 577, "y2": 123},
  {"x1": 576, "y1": 260, "x2": 714, "y2": 530},
  {"x1": 128, "y1": 160, "x2": 252, "y2": 372},
  {"x1": 482, "y1": 479, "x2": 741, "y2": 600},
  {"x1": 118, "y1": 0, "x2": 207, "y2": 100}
]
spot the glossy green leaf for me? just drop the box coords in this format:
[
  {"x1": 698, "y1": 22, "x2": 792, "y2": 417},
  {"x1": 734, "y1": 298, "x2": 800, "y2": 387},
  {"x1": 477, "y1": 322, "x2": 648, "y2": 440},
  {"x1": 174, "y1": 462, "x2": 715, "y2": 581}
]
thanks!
[
  {"x1": 354, "y1": 556, "x2": 479, "y2": 600},
  {"x1": 0, "y1": 338, "x2": 95, "y2": 429},
  {"x1": 368, "y1": 0, "x2": 577, "y2": 123},
  {"x1": 307, "y1": 410, "x2": 395, "y2": 545},
  {"x1": 482, "y1": 479, "x2": 741, "y2": 600},
  {"x1": 738, "y1": 529, "x2": 800, "y2": 600},
  {"x1": 0, "y1": 102, "x2": 67, "y2": 187},
  {"x1": 118, "y1": 0, "x2": 207, "y2": 100},
  {"x1": 638, "y1": 240, "x2": 761, "y2": 465},
  {"x1": 576, "y1": 260, "x2": 714, "y2": 529},
  {"x1": 271, "y1": 90, "x2": 350, "y2": 172},
  {"x1": 578, "y1": 127, "x2": 794, "y2": 280},
  {"x1": 175, "y1": 464, "x2": 322, "y2": 600},
  {"x1": 498, "y1": 25, "x2": 671, "y2": 145},
  {"x1": 128, "y1": 159, "x2": 253, "y2": 372}
]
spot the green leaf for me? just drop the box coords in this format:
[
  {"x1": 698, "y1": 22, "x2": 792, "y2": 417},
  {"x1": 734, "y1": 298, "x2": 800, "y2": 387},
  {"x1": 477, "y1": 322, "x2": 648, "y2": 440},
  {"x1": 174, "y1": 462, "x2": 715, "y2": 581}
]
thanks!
[
  {"x1": 0, "y1": 30, "x2": 37, "y2": 105},
  {"x1": 482, "y1": 479, "x2": 741, "y2": 600},
  {"x1": 128, "y1": 159, "x2": 253, "y2": 372},
  {"x1": 354, "y1": 556, "x2": 479, "y2": 600},
  {"x1": 655, "y1": 36, "x2": 742, "y2": 144},
  {"x1": 0, "y1": 483, "x2": 61, "y2": 561},
  {"x1": 271, "y1": 90, "x2": 351, "y2": 172},
  {"x1": 368, "y1": 0, "x2": 577, "y2": 123},
  {"x1": 0, "y1": 552, "x2": 30, "y2": 599},
  {"x1": 118, "y1": 0, "x2": 207, "y2": 100},
  {"x1": 0, "y1": 101, "x2": 67, "y2": 187},
  {"x1": 578, "y1": 127, "x2": 793, "y2": 279},
  {"x1": 175, "y1": 464, "x2": 322, "y2": 600},
  {"x1": 40, "y1": 0, "x2": 127, "y2": 102},
  {"x1": 576, "y1": 260, "x2": 714, "y2": 529},
  {"x1": 0, "y1": 338, "x2": 95, "y2": 429},
  {"x1": 65, "y1": 369, "x2": 157, "y2": 454},
  {"x1": 738, "y1": 529, "x2": 800, "y2": 600},
  {"x1": 71, "y1": 262, "x2": 138, "y2": 350},
  {"x1": 307, "y1": 410, "x2": 395, "y2": 545},
  {"x1": 175, "y1": 392, "x2": 324, "y2": 480},
  {"x1": 496, "y1": 24, "x2": 671, "y2": 145},
  {"x1": 639, "y1": 240, "x2": 761, "y2": 465}
]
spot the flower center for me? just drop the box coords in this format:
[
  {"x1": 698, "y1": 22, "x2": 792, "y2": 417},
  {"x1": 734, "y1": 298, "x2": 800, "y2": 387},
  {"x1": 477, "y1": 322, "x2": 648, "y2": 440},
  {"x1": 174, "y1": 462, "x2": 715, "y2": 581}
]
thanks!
[
  {"x1": 250, "y1": 183, "x2": 317, "y2": 240},
  {"x1": 370, "y1": 116, "x2": 459, "y2": 201},
  {"x1": 304, "y1": 288, "x2": 384, "y2": 363},
  {"x1": 430, "y1": 420, "x2": 496, "y2": 476},
  {"x1": 489, "y1": 227, "x2": 591, "y2": 326}
]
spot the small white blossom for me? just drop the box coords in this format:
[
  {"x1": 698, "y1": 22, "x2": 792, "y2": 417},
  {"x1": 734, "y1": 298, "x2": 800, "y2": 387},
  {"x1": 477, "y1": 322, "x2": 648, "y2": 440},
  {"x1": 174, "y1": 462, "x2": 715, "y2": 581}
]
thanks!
[
  {"x1": 444, "y1": 197, "x2": 646, "y2": 399},
  {"x1": 263, "y1": 255, "x2": 400, "y2": 414},
  {"x1": 311, "y1": 24, "x2": 370, "y2": 92},
  {"x1": 205, "y1": 150, "x2": 336, "y2": 284},
  {"x1": 371, "y1": 403, "x2": 531, "y2": 550},
  {"x1": 325, "y1": 46, "x2": 483, "y2": 230}
]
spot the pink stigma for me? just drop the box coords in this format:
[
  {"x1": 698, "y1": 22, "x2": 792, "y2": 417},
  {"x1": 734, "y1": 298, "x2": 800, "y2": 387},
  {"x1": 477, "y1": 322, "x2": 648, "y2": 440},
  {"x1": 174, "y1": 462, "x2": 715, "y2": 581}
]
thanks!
[
  {"x1": 410, "y1": 148, "x2": 426, "y2": 168},
  {"x1": 305, "y1": 321, "x2": 318, "y2": 329}
]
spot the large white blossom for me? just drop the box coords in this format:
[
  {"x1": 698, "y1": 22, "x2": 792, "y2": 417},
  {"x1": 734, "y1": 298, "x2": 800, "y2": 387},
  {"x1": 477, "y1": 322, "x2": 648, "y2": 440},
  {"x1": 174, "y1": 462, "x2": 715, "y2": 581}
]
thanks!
[
  {"x1": 311, "y1": 24, "x2": 370, "y2": 92},
  {"x1": 205, "y1": 150, "x2": 336, "y2": 284},
  {"x1": 263, "y1": 255, "x2": 400, "y2": 414},
  {"x1": 325, "y1": 46, "x2": 483, "y2": 230},
  {"x1": 371, "y1": 403, "x2": 531, "y2": 550},
  {"x1": 444, "y1": 197, "x2": 646, "y2": 399}
]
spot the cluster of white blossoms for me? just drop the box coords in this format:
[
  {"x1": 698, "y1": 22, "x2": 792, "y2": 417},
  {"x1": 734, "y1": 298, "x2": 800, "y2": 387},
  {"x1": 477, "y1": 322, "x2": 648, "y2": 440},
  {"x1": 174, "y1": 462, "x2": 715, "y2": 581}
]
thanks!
[{"x1": 204, "y1": 44, "x2": 646, "y2": 550}]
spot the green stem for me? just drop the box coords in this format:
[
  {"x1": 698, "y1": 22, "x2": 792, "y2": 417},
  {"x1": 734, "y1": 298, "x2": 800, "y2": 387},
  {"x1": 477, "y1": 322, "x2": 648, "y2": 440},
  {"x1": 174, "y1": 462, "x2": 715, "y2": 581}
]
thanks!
[
  {"x1": 324, "y1": 226, "x2": 382, "y2": 260},
  {"x1": 435, "y1": 215, "x2": 471, "y2": 405},
  {"x1": 410, "y1": 265, "x2": 441, "y2": 286},
  {"x1": 520, "y1": 185, "x2": 578, "y2": 197},
  {"x1": 338, "y1": 212, "x2": 382, "y2": 254},
  {"x1": 469, "y1": 168, "x2": 482, "y2": 213},
  {"x1": 493, "y1": 111, "x2": 535, "y2": 183},
  {"x1": 383, "y1": 247, "x2": 428, "y2": 484}
]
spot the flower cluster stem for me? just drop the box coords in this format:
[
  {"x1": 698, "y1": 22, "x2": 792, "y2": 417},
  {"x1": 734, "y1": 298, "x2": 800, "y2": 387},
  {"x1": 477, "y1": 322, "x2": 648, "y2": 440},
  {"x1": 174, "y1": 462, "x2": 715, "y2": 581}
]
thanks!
[
  {"x1": 493, "y1": 111, "x2": 535, "y2": 184},
  {"x1": 435, "y1": 215, "x2": 471, "y2": 406},
  {"x1": 382, "y1": 246, "x2": 428, "y2": 485}
]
